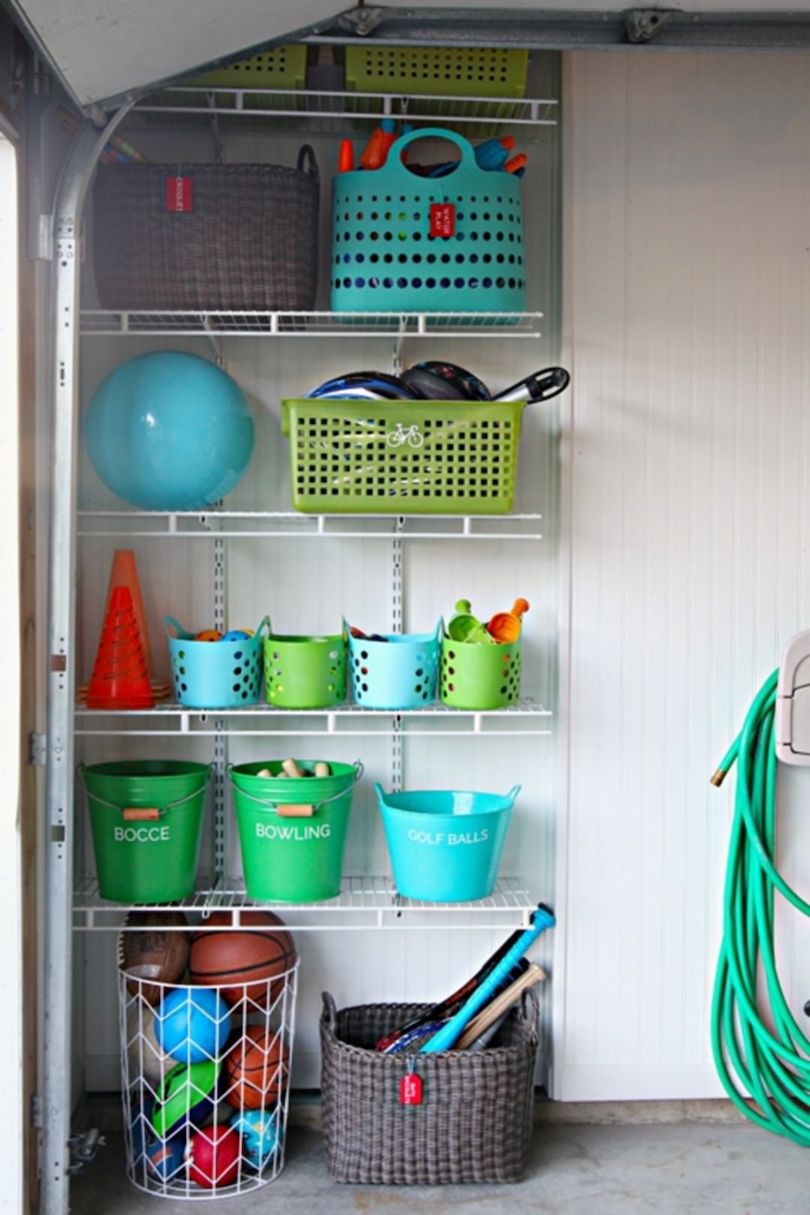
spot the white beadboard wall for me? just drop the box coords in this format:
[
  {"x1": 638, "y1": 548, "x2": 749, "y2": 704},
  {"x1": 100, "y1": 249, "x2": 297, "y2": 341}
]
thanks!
[{"x1": 556, "y1": 50, "x2": 810, "y2": 1100}]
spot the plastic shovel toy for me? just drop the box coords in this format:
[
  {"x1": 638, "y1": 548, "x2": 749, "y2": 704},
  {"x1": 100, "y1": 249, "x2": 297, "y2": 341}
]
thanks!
[
  {"x1": 446, "y1": 599, "x2": 494, "y2": 644},
  {"x1": 486, "y1": 598, "x2": 529, "y2": 644}
]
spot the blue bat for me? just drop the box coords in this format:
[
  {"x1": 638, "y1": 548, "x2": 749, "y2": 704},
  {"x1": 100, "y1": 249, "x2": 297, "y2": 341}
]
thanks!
[{"x1": 418, "y1": 905, "x2": 556, "y2": 1053}]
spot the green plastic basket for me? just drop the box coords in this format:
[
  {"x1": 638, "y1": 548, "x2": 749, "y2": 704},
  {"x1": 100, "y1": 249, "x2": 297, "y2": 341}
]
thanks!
[
  {"x1": 231, "y1": 760, "x2": 362, "y2": 901},
  {"x1": 264, "y1": 628, "x2": 347, "y2": 708},
  {"x1": 440, "y1": 634, "x2": 522, "y2": 709},
  {"x1": 282, "y1": 398, "x2": 524, "y2": 515},
  {"x1": 81, "y1": 761, "x2": 211, "y2": 903},
  {"x1": 345, "y1": 46, "x2": 528, "y2": 99}
]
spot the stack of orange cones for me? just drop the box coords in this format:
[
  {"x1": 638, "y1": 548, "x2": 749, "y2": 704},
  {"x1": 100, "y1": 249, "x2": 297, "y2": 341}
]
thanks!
[{"x1": 86, "y1": 583, "x2": 155, "y2": 710}]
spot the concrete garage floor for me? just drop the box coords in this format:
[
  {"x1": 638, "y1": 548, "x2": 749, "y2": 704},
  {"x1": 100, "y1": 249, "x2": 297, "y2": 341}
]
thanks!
[{"x1": 72, "y1": 1116, "x2": 810, "y2": 1215}]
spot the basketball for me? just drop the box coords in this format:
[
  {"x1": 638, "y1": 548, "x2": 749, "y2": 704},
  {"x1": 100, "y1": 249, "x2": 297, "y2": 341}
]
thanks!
[
  {"x1": 120, "y1": 911, "x2": 190, "y2": 1005},
  {"x1": 186, "y1": 1124, "x2": 242, "y2": 1189},
  {"x1": 224, "y1": 1026, "x2": 288, "y2": 1111},
  {"x1": 189, "y1": 912, "x2": 296, "y2": 1008}
]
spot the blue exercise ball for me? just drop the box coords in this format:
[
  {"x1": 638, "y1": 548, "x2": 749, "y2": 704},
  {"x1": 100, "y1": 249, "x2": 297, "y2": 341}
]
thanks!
[{"x1": 84, "y1": 351, "x2": 254, "y2": 510}]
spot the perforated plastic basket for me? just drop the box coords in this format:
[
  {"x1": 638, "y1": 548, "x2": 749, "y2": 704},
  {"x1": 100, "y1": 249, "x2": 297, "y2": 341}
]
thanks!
[
  {"x1": 330, "y1": 128, "x2": 526, "y2": 314},
  {"x1": 346, "y1": 621, "x2": 441, "y2": 709},
  {"x1": 166, "y1": 618, "x2": 268, "y2": 709},
  {"x1": 263, "y1": 628, "x2": 347, "y2": 708},
  {"x1": 281, "y1": 397, "x2": 524, "y2": 514},
  {"x1": 440, "y1": 632, "x2": 522, "y2": 709},
  {"x1": 344, "y1": 46, "x2": 528, "y2": 99},
  {"x1": 190, "y1": 45, "x2": 308, "y2": 91}
]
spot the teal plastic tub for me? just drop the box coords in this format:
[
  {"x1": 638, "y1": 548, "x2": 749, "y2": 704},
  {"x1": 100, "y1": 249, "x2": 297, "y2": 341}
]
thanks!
[
  {"x1": 330, "y1": 128, "x2": 526, "y2": 314},
  {"x1": 375, "y1": 783, "x2": 519, "y2": 902}
]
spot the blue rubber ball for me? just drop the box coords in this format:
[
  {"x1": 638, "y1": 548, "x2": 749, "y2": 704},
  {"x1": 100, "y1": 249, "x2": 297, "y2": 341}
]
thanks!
[
  {"x1": 154, "y1": 986, "x2": 232, "y2": 1064},
  {"x1": 84, "y1": 351, "x2": 254, "y2": 510},
  {"x1": 230, "y1": 1108, "x2": 279, "y2": 1170},
  {"x1": 146, "y1": 1134, "x2": 186, "y2": 1182}
]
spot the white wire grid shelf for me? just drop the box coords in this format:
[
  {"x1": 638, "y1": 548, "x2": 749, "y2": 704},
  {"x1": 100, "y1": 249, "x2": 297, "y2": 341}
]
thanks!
[
  {"x1": 74, "y1": 699, "x2": 551, "y2": 737},
  {"x1": 75, "y1": 876, "x2": 538, "y2": 931},
  {"x1": 76, "y1": 510, "x2": 543, "y2": 540},
  {"x1": 79, "y1": 310, "x2": 544, "y2": 338},
  {"x1": 135, "y1": 87, "x2": 558, "y2": 131}
]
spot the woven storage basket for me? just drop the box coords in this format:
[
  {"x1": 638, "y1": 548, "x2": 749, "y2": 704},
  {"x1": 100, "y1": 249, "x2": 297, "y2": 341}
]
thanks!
[
  {"x1": 92, "y1": 149, "x2": 319, "y2": 310},
  {"x1": 330, "y1": 128, "x2": 526, "y2": 314},
  {"x1": 320, "y1": 991, "x2": 539, "y2": 1184}
]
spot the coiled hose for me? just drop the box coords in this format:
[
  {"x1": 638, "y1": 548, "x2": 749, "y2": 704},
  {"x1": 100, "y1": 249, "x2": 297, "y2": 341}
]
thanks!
[{"x1": 711, "y1": 669, "x2": 810, "y2": 1143}]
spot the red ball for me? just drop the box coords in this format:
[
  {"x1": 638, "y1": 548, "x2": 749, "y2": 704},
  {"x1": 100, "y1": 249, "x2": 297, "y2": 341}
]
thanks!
[{"x1": 186, "y1": 1124, "x2": 242, "y2": 1189}]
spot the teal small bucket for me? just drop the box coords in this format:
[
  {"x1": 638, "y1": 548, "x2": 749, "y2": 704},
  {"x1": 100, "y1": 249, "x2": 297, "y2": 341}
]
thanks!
[
  {"x1": 330, "y1": 127, "x2": 526, "y2": 314},
  {"x1": 166, "y1": 617, "x2": 269, "y2": 709},
  {"x1": 375, "y1": 783, "x2": 519, "y2": 902},
  {"x1": 346, "y1": 620, "x2": 441, "y2": 709}
]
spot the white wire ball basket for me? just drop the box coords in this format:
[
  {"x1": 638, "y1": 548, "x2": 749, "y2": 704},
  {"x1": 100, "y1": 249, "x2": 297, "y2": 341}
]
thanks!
[{"x1": 118, "y1": 952, "x2": 299, "y2": 1200}]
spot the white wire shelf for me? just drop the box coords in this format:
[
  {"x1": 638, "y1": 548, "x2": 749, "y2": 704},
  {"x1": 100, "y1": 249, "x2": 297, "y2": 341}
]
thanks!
[
  {"x1": 79, "y1": 309, "x2": 544, "y2": 338},
  {"x1": 135, "y1": 86, "x2": 558, "y2": 132},
  {"x1": 76, "y1": 510, "x2": 543, "y2": 540},
  {"x1": 73, "y1": 875, "x2": 539, "y2": 931},
  {"x1": 74, "y1": 699, "x2": 552, "y2": 737}
]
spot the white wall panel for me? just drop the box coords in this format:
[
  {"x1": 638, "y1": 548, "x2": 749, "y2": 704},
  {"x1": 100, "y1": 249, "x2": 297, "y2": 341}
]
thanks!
[{"x1": 558, "y1": 50, "x2": 810, "y2": 1100}]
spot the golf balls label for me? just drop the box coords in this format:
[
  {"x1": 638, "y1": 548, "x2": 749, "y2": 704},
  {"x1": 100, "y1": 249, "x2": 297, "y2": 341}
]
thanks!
[
  {"x1": 256, "y1": 822, "x2": 332, "y2": 841},
  {"x1": 407, "y1": 828, "x2": 489, "y2": 846},
  {"x1": 114, "y1": 825, "x2": 171, "y2": 843}
]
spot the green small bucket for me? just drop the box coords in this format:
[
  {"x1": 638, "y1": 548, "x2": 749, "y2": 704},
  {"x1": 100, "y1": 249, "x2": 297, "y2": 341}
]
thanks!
[
  {"x1": 263, "y1": 626, "x2": 347, "y2": 709},
  {"x1": 82, "y1": 761, "x2": 211, "y2": 903},
  {"x1": 231, "y1": 760, "x2": 362, "y2": 902},
  {"x1": 440, "y1": 631, "x2": 523, "y2": 710}
]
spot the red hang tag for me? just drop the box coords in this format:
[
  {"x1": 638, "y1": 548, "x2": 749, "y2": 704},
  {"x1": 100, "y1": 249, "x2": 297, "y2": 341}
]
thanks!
[
  {"x1": 430, "y1": 203, "x2": 456, "y2": 239},
  {"x1": 165, "y1": 175, "x2": 193, "y2": 213},
  {"x1": 399, "y1": 1072, "x2": 423, "y2": 1105}
]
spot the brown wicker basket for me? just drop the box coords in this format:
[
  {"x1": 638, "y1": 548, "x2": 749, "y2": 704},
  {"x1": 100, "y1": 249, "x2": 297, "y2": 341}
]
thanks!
[
  {"x1": 320, "y1": 991, "x2": 539, "y2": 1185},
  {"x1": 92, "y1": 148, "x2": 319, "y2": 311}
]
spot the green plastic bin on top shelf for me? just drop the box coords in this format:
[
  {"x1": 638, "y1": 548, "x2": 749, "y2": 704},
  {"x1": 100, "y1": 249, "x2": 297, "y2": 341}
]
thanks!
[
  {"x1": 264, "y1": 625, "x2": 347, "y2": 709},
  {"x1": 231, "y1": 760, "x2": 363, "y2": 902},
  {"x1": 81, "y1": 760, "x2": 211, "y2": 903}
]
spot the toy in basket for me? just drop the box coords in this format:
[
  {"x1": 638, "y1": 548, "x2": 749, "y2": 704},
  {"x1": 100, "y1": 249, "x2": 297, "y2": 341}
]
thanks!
[
  {"x1": 119, "y1": 913, "x2": 298, "y2": 1198},
  {"x1": 165, "y1": 617, "x2": 269, "y2": 709},
  {"x1": 330, "y1": 128, "x2": 526, "y2": 314},
  {"x1": 347, "y1": 620, "x2": 441, "y2": 709}
]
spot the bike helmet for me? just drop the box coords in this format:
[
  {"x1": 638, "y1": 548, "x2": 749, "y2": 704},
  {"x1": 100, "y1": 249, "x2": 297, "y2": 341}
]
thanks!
[
  {"x1": 307, "y1": 371, "x2": 418, "y2": 401},
  {"x1": 402, "y1": 361, "x2": 490, "y2": 401}
]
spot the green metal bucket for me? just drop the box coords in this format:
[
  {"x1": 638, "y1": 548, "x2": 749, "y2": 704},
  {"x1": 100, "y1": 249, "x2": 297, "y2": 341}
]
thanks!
[
  {"x1": 82, "y1": 761, "x2": 211, "y2": 903},
  {"x1": 263, "y1": 627, "x2": 347, "y2": 708},
  {"x1": 231, "y1": 760, "x2": 362, "y2": 902},
  {"x1": 440, "y1": 632, "x2": 523, "y2": 709}
]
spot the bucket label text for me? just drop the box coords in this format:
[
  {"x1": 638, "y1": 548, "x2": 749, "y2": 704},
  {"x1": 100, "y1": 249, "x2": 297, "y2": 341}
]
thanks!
[
  {"x1": 407, "y1": 828, "x2": 489, "y2": 846},
  {"x1": 114, "y1": 825, "x2": 170, "y2": 843},
  {"x1": 256, "y1": 822, "x2": 331, "y2": 841}
]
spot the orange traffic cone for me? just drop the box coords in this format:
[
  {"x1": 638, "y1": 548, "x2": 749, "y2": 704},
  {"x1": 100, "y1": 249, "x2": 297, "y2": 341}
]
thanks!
[
  {"x1": 103, "y1": 549, "x2": 152, "y2": 677},
  {"x1": 86, "y1": 585, "x2": 155, "y2": 710}
]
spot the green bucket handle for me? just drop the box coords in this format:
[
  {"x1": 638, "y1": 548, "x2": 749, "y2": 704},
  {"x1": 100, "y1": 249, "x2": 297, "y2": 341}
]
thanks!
[
  {"x1": 232, "y1": 760, "x2": 364, "y2": 814},
  {"x1": 165, "y1": 616, "x2": 270, "y2": 641},
  {"x1": 77, "y1": 762, "x2": 213, "y2": 817}
]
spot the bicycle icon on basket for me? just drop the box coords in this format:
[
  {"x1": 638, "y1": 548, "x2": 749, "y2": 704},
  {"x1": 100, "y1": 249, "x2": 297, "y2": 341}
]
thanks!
[{"x1": 387, "y1": 423, "x2": 424, "y2": 449}]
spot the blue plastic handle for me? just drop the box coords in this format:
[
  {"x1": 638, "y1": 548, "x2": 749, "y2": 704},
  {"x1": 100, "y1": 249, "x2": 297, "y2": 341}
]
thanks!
[
  {"x1": 418, "y1": 905, "x2": 556, "y2": 1053},
  {"x1": 379, "y1": 126, "x2": 479, "y2": 181}
]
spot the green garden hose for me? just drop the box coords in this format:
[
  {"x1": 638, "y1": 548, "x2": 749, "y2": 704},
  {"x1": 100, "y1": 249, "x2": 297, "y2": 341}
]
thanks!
[{"x1": 711, "y1": 669, "x2": 810, "y2": 1143}]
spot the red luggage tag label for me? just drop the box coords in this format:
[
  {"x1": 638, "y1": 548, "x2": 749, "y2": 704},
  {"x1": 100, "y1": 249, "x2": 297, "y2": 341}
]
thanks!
[
  {"x1": 430, "y1": 203, "x2": 455, "y2": 238},
  {"x1": 399, "y1": 1071, "x2": 423, "y2": 1105},
  {"x1": 165, "y1": 175, "x2": 193, "y2": 212}
]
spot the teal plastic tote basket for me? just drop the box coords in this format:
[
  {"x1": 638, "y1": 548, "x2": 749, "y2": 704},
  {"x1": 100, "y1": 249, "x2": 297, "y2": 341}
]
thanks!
[
  {"x1": 375, "y1": 783, "x2": 519, "y2": 902},
  {"x1": 330, "y1": 128, "x2": 526, "y2": 314},
  {"x1": 166, "y1": 617, "x2": 269, "y2": 709},
  {"x1": 346, "y1": 620, "x2": 441, "y2": 709}
]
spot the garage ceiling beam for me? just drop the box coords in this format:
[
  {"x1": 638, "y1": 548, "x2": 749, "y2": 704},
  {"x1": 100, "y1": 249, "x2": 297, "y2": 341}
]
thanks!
[{"x1": 301, "y1": 8, "x2": 810, "y2": 52}]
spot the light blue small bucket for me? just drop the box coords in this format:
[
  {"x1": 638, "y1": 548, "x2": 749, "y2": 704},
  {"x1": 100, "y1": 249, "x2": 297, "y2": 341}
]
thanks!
[
  {"x1": 375, "y1": 783, "x2": 519, "y2": 902},
  {"x1": 166, "y1": 617, "x2": 269, "y2": 709},
  {"x1": 331, "y1": 127, "x2": 526, "y2": 314},
  {"x1": 346, "y1": 620, "x2": 441, "y2": 709}
]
